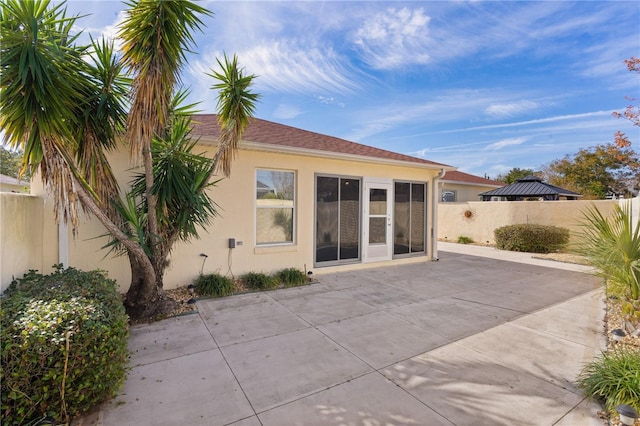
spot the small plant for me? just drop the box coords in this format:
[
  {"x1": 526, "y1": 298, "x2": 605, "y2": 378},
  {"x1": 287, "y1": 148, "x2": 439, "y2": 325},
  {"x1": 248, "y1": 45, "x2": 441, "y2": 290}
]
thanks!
[
  {"x1": 494, "y1": 223, "x2": 569, "y2": 253},
  {"x1": 278, "y1": 268, "x2": 307, "y2": 287},
  {"x1": 457, "y1": 236, "x2": 474, "y2": 244},
  {"x1": 577, "y1": 347, "x2": 640, "y2": 412},
  {"x1": 242, "y1": 272, "x2": 279, "y2": 290},
  {"x1": 1, "y1": 266, "x2": 129, "y2": 425},
  {"x1": 574, "y1": 204, "x2": 640, "y2": 302},
  {"x1": 193, "y1": 273, "x2": 235, "y2": 297}
]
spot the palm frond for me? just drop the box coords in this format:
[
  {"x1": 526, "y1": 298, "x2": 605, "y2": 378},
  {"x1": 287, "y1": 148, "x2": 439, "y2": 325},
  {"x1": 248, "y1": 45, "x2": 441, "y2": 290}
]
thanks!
[
  {"x1": 208, "y1": 53, "x2": 260, "y2": 176},
  {"x1": 0, "y1": 0, "x2": 93, "y2": 229},
  {"x1": 118, "y1": 0, "x2": 211, "y2": 160},
  {"x1": 575, "y1": 204, "x2": 640, "y2": 300}
]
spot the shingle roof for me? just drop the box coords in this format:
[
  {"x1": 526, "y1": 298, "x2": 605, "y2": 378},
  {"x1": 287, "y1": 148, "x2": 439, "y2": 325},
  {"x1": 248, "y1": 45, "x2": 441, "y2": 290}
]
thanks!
[
  {"x1": 191, "y1": 114, "x2": 451, "y2": 169},
  {"x1": 479, "y1": 175, "x2": 582, "y2": 198},
  {"x1": 442, "y1": 170, "x2": 504, "y2": 187}
]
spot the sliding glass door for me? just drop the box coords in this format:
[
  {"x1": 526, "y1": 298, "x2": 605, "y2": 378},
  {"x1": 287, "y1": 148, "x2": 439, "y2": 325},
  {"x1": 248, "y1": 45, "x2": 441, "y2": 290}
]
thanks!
[
  {"x1": 394, "y1": 182, "x2": 426, "y2": 256},
  {"x1": 315, "y1": 176, "x2": 361, "y2": 264}
]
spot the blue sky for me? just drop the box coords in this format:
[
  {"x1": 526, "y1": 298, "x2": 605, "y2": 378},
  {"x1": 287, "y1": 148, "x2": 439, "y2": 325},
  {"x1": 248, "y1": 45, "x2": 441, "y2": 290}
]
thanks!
[{"x1": 61, "y1": 1, "x2": 639, "y2": 178}]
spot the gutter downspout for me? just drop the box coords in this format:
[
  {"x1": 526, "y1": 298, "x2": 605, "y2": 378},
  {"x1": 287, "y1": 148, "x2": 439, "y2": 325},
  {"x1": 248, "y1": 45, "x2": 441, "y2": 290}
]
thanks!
[
  {"x1": 431, "y1": 169, "x2": 446, "y2": 261},
  {"x1": 59, "y1": 221, "x2": 69, "y2": 268}
]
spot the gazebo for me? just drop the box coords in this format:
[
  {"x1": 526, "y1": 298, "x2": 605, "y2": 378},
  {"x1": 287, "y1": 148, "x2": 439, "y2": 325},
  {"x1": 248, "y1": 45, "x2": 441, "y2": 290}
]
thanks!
[{"x1": 479, "y1": 175, "x2": 582, "y2": 201}]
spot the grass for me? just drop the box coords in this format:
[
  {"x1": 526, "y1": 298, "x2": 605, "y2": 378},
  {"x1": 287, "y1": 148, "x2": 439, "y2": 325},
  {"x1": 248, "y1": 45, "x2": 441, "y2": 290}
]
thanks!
[{"x1": 577, "y1": 347, "x2": 640, "y2": 412}]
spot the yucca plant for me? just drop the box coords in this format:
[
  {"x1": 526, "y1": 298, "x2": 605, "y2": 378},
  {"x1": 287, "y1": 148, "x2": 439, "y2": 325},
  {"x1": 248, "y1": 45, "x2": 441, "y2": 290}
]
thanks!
[{"x1": 574, "y1": 204, "x2": 640, "y2": 302}]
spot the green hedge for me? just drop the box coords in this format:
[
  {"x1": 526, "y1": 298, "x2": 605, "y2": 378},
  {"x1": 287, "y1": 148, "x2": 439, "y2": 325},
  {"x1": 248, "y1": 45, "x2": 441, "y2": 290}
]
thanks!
[
  {"x1": 494, "y1": 224, "x2": 570, "y2": 253},
  {"x1": 1, "y1": 267, "x2": 129, "y2": 425}
]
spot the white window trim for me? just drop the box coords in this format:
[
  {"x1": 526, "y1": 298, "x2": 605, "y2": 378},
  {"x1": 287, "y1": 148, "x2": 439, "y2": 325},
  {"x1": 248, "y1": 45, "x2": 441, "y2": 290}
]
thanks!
[{"x1": 255, "y1": 168, "x2": 296, "y2": 246}]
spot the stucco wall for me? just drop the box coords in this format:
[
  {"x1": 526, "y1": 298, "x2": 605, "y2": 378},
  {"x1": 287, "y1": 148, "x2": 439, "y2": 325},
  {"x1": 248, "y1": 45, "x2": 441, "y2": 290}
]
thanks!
[
  {"x1": 31, "y1": 144, "x2": 441, "y2": 292},
  {"x1": 0, "y1": 193, "x2": 45, "y2": 292},
  {"x1": 437, "y1": 200, "x2": 618, "y2": 245}
]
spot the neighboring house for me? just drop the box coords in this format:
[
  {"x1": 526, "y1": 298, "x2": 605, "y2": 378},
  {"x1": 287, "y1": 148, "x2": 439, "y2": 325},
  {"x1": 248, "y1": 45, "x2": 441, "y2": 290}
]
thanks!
[
  {"x1": 439, "y1": 170, "x2": 504, "y2": 202},
  {"x1": 479, "y1": 175, "x2": 582, "y2": 201},
  {"x1": 0, "y1": 173, "x2": 29, "y2": 193},
  {"x1": 31, "y1": 115, "x2": 456, "y2": 291}
]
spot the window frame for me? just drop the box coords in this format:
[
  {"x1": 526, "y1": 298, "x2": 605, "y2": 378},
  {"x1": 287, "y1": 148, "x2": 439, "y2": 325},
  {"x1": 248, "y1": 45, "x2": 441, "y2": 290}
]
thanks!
[{"x1": 255, "y1": 168, "x2": 296, "y2": 246}]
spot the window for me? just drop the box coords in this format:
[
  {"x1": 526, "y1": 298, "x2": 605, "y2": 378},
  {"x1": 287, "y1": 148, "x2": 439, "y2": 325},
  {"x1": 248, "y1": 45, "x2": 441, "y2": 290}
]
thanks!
[
  {"x1": 441, "y1": 189, "x2": 457, "y2": 202},
  {"x1": 256, "y1": 169, "x2": 295, "y2": 245},
  {"x1": 315, "y1": 176, "x2": 361, "y2": 264},
  {"x1": 394, "y1": 182, "x2": 426, "y2": 255}
]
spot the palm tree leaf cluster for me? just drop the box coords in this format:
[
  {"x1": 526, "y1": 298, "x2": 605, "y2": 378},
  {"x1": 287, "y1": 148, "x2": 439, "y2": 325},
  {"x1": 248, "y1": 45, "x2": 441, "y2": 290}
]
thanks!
[{"x1": 1, "y1": 0, "x2": 260, "y2": 320}]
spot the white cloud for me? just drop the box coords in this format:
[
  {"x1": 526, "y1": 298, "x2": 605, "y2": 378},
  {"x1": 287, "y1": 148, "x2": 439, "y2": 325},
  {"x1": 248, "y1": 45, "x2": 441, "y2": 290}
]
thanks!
[
  {"x1": 191, "y1": 40, "x2": 360, "y2": 96},
  {"x1": 485, "y1": 137, "x2": 527, "y2": 151},
  {"x1": 317, "y1": 96, "x2": 345, "y2": 108},
  {"x1": 353, "y1": 7, "x2": 432, "y2": 69},
  {"x1": 272, "y1": 104, "x2": 302, "y2": 120},
  {"x1": 484, "y1": 101, "x2": 545, "y2": 118}
]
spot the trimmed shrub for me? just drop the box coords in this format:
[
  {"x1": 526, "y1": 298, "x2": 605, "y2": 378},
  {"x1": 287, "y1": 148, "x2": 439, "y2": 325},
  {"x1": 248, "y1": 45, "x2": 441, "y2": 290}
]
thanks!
[
  {"x1": 277, "y1": 268, "x2": 307, "y2": 287},
  {"x1": 577, "y1": 348, "x2": 640, "y2": 412},
  {"x1": 193, "y1": 273, "x2": 235, "y2": 297},
  {"x1": 1, "y1": 267, "x2": 129, "y2": 425},
  {"x1": 242, "y1": 272, "x2": 279, "y2": 290},
  {"x1": 494, "y1": 224, "x2": 569, "y2": 253}
]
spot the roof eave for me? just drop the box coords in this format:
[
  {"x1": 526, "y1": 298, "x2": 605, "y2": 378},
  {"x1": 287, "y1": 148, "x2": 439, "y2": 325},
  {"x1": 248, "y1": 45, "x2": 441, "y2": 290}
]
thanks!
[
  {"x1": 441, "y1": 180, "x2": 503, "y2": 188},
  {"x1": 198, "y1": 137, "x2": 456, "y2": 172}
]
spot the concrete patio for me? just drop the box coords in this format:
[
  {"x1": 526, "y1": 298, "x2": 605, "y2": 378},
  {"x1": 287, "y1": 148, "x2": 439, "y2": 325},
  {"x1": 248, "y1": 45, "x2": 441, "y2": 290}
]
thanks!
[{"x1": 75, "y1": 244, "x2": 607, "y2": 426}]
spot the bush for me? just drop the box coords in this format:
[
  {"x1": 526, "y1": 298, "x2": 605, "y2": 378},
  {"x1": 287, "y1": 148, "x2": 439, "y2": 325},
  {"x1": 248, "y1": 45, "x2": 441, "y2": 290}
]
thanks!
[
  {"x1": 494, "y1": 224, "x2": 569, "y2": 253},
  {"x1": 242, "y1": 272, "x2": 279, "y2": 290},
  {"x1": 577, "y1": 347, "x2": 640, "y2": 412},
  {"x1": 1, "y1": 267, "x2": 129, "y2": 425},
  {"x1": 277, "y1": 268, "x2": 307, "y2": 287},
  {"x1": 193, "y1": 273, "x2": 235, "y2": 297},
  {"x1": 457, "y1": 236, "x2": 474, "y2": 244}
]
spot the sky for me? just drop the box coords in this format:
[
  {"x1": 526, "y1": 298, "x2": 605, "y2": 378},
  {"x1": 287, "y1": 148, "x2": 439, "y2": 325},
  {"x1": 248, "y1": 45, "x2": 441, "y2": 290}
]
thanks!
[{"x1": 57, "y1": 0, "x2": 639, "y2": 178}]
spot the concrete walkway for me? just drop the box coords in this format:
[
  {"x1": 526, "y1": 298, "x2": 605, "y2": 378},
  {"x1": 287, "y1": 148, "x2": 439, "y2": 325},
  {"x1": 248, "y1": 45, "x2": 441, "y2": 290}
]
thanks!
[{"x1": 75, "y1": 245, "x2": 606, "y2": 426}]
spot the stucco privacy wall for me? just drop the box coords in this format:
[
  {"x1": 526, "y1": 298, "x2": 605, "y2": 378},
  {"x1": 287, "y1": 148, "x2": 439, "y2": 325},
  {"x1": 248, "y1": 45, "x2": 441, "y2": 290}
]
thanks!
[
  {"x1": 437, "y1": 200, "x2": 619, "y2": 245},
  {"x1": 0, "y1": 193, "x2": 46, "y2": 292},
  {"x1": 30, "y1": 145, "x2": 441, "y2": 293}
]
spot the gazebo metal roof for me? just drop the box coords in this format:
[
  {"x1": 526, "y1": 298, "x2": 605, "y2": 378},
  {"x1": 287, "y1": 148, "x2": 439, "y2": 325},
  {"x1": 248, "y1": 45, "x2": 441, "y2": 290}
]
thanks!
[{"x1": 478, "y1": 175, "x2": 582, "y2": 201}]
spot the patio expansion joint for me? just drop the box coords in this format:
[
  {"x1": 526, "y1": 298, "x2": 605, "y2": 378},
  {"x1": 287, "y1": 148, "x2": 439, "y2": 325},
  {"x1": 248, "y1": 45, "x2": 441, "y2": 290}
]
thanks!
[{"x1": 197, "y1": 310, "x2": 261, "y2": 421}]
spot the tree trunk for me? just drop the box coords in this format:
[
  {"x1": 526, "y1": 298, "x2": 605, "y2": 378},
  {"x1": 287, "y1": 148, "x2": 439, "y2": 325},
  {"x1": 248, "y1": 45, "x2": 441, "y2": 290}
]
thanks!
[{"x1": 124, "y1": 252, "x2": 177, "y2": 321}]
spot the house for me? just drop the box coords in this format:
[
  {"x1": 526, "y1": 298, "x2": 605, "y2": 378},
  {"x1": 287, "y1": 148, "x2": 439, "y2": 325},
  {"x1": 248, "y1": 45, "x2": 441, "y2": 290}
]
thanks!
[
  {"x1": 479, "y1": 175, "x2": 582, "y2": 201},
  {"x1": 0, "y1": 173, "x2": 29, "y2": 193},
  {"x1": 438, "y1": 170, "x2": 504, "y2": 202},
  {"x1": 31, "y1": 115, "x2": 455, "y2": 291}
]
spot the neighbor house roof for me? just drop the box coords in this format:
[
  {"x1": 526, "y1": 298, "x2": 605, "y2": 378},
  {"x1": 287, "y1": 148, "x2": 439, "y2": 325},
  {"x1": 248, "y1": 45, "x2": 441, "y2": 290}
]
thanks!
[
  {"x1": 191, "y1": 114, "x2": 454, "y2": 171},
  {"x1": 479, "y1": 175, "x2": 582, "y2": 200},
  {"x1": 441, "y1": 170, "x2": 504, "y2": 187}
]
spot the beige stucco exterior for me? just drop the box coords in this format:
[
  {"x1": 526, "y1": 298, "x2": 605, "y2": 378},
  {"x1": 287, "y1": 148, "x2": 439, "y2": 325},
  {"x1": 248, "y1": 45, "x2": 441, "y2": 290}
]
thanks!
[
  {"x1": 29, "y1": 142, "x2": 443, "y2": 292},
  {"x1": 437, "y1": 199, "x2": 618, "y2": 245},
  {"x1": 0, "y1": 193, "x2": 45, "y2": 290}
]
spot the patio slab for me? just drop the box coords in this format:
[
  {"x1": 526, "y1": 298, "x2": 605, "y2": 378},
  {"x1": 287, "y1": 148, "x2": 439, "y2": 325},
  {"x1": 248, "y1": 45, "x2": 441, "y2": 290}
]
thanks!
[
  {"x1": 388, "y1": 296, "x2": 521, "y2": 341},
  {"x1": 382, "y1": 343, "x2": 585, "y2": 426},
  {"x1": 258, "y1": 372, "x2": 453, "y2": 426},
  {"x1": 198, "y1": 296, "x2": 309, "y2": 347},
  {"x1": 127, "y1": 314, "x2": 215, "y2": 367},
  {"x1": 101, "y1": 349, "x2": 254, "y2": 426},
  {"x1": 72, "y1": 245, "x2": 606, "y2": 426},
  {"x1": 221, "y1": 327, "x2": 372, "y2": 412},
  {"x1": 318, "y1": 311, "x2": 448, "y2": 368},
  {"x1": 277, "y1": 290, "x2": 377, "y2": 325}
]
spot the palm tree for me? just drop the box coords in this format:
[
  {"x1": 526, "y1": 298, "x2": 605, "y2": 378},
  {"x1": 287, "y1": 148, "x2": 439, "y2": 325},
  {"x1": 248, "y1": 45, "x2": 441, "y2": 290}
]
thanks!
[{"x1": 1, "y1": 0, "x2": 259, "y2": 320}]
